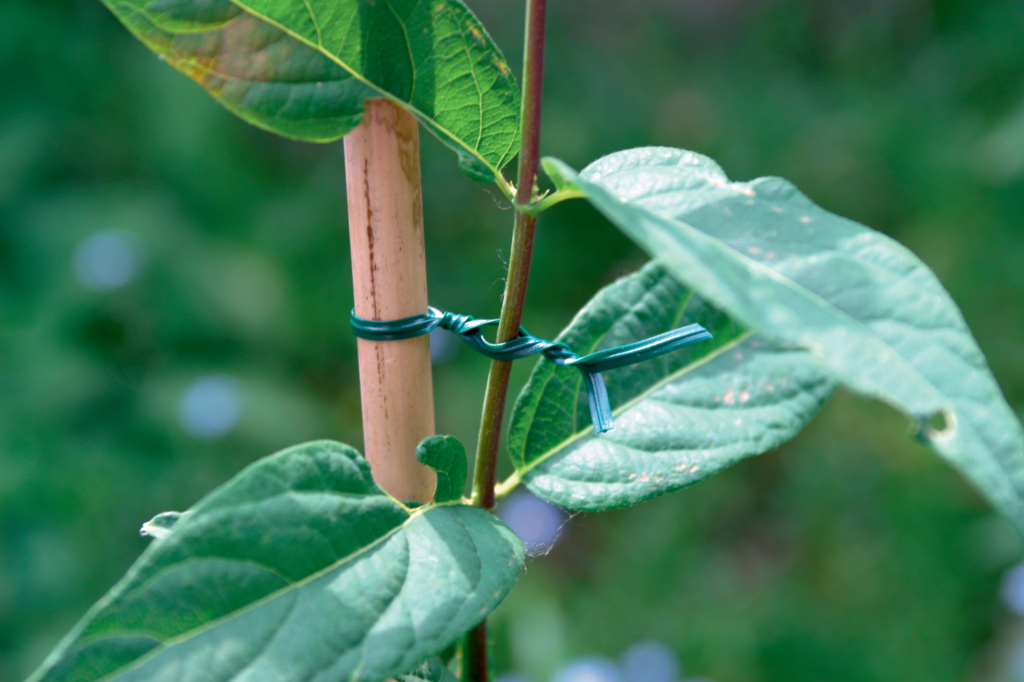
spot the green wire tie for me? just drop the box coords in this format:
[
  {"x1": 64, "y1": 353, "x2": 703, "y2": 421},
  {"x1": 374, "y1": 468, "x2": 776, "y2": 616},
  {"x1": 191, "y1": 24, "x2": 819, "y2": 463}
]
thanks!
[{"x1": 350, "y1": 307, "x2": 713, "y2": 434}]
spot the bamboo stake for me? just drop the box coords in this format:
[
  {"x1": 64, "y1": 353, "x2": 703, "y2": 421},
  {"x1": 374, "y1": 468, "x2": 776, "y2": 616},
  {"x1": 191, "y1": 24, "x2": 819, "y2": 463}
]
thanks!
[{"x1": 344, "y1": 99, "x2": 436, "y2": 504}]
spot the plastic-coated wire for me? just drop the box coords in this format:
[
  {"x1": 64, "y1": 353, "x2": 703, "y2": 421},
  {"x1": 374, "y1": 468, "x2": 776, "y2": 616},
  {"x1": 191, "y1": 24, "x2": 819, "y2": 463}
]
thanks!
[{"x1": 350, "y1": 307, "x2": 713, "y2": 434}]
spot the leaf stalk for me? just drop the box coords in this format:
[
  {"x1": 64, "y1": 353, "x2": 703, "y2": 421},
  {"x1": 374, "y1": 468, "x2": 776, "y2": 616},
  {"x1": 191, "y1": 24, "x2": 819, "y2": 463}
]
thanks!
[{"x1": 515, "y1": 187, "x2": 587, "y2": 216}]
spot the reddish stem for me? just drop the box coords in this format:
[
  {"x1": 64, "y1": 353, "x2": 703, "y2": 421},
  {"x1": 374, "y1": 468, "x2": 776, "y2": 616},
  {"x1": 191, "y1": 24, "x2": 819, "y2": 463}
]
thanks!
[{"x1": 467, "y1": 2, "x2": 548, "y2": 682}]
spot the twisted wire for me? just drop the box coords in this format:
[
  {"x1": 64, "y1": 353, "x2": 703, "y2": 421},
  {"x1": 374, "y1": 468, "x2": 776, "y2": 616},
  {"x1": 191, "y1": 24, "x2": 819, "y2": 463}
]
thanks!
[{"x1": 350, "y1": 306, "x2": 713, "y2": 434}]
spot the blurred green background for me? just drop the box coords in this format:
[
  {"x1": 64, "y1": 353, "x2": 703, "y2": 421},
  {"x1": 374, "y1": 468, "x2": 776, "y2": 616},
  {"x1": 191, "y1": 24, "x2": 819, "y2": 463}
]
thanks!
[{"x1": 3, "y1": 0, "x2": 1024, "y2": 680}]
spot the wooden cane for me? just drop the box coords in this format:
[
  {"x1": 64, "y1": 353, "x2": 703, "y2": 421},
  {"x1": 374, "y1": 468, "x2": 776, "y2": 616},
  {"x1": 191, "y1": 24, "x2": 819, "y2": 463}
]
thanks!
[{"x1": 343, "y1": 99, "x2": 437, "y2": 504}]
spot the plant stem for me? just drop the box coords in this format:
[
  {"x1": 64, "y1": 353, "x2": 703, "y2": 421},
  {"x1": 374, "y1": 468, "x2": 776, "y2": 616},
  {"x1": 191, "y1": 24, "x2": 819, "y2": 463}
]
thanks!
[
  {"x1": 469, "y1": 206, "x2": 538, "y2": 511},
  {"x1": 472, "y1": 0, "x2": 548, "y2": 512},
  {"x1": 467, "y1": 1, "x2": 547, "y2": 681},
  {"x1": 464, "y1": 621, "x2": 488, "y2": 682}
]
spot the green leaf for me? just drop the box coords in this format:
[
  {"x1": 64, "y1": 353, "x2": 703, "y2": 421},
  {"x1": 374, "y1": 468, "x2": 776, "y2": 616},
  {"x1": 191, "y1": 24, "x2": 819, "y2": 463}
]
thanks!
[
  {"x1": 542, "y1": 147, "x2": 1024, "y2": 527},
  {"x1": 29, "y1": 440, "x2": 524, "y2": 682},
  {"x1": 398, "y1": 657, "x2": 459, "y2": 682},
  {"x1": 416, "y1": 434, "x2": 468, "y2": 503},
  {"x1": 508, "y1": 262, "x2": 835, "y2": 510},
  {"x1": 107, "y1": 3, "x2": 374, "y2": 142},
  {"x1": 101, "y1": 0, "x2": 520, "y2": 179}
]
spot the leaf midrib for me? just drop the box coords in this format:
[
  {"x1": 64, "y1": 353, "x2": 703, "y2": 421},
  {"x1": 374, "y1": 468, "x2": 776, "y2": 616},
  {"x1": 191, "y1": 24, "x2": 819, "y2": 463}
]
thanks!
[
  {"x1": 105, "y1": 489, "x2": 394, "y2": 611},
  {"x1": 565, "y1": 279, "x2": 695, "y2": 435},
  {"x1": 517, "y1": 269, "x2": 695, "y2": 462},
  {"x1": 58, "y1": 500, "x2": 461, "y2": 682},
  {"x1": 576, "y1": 169, "x2": 953, "y2": 414},
  {"x1": 224, "y1": 0, "x2": 505, "y2": 177},
  {"x1": 505, "y1": 331, "x2": 754, "y2": 490},
  {"x1": 574, "y1": 154, "x2": 1024, "y2": 516}
]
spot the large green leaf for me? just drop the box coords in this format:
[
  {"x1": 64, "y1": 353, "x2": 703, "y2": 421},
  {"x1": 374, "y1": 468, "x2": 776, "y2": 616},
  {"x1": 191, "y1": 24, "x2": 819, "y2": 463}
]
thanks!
[
  {"x1": 507, "y1": 262, "x2": 835, "y2": 510},
  {"x1": 29, "y1": 440, "x2": 524, "y2": 682},
  {"x1": 542, "y1": 147, "x2": 1024, "y2": 526},
  {"x1": 102, "y1": 0, "x2": 520, "y2": 180}
]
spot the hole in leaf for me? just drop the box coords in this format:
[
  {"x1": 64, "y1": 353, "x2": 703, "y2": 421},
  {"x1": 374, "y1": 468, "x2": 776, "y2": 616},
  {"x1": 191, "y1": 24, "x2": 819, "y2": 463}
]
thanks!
[{"x1": 920, "y1": 409, "x2": 957, "y2": 442}]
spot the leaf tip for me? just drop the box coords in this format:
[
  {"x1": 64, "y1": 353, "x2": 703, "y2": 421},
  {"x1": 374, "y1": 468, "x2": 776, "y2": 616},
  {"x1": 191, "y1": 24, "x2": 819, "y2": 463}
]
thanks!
[{"x1": 140, "y1": 510, "x2": 190, "y2": 540}]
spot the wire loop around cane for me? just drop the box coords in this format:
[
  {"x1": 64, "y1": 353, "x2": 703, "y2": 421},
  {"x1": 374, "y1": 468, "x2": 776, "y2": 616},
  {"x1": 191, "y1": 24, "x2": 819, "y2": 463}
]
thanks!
[{"x1": 350, "y1": 306, "x2": 713, "y2": 434}]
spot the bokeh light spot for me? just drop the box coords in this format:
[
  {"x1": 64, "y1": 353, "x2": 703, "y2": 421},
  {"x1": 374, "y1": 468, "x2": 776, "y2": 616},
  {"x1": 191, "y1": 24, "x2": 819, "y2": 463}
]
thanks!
[
  {"x1": 1001, "y1": 561, "x2": 1024, "y2": 614},
  {"x1": 621, "y1": 640, "x2": 679, "y2": 682},
  {"x1": 553, "y1": 658, "x2": 623, "y2": 682},
  {"x1": 430, "y1": 327, "x2": 459, "y2": 364},
  {"x1": 179, "y1": 375, "x2": 242, "y2": 439},
  {"x1": 498, "y1": 490, "x2": 567, "y2": 555},
  {"x1": 72, "y1": 231, "x2": 140, "y2": 291}
]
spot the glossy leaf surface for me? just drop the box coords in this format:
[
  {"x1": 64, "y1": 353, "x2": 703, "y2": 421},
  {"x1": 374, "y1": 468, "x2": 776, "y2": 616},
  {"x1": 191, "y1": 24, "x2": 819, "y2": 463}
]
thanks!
[
  {"x1": 101, "y1": 0, "x2": 520, "y2": 178},
  {"x1": 29, "y1": 441, "x2": 524, "y2": 682},
  {"x1": 543, "y1": 148, "x2": 1024, "y2": 526},
  {"x1": 509, "y1": 262, "x2": 835, "y2": 511}
]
